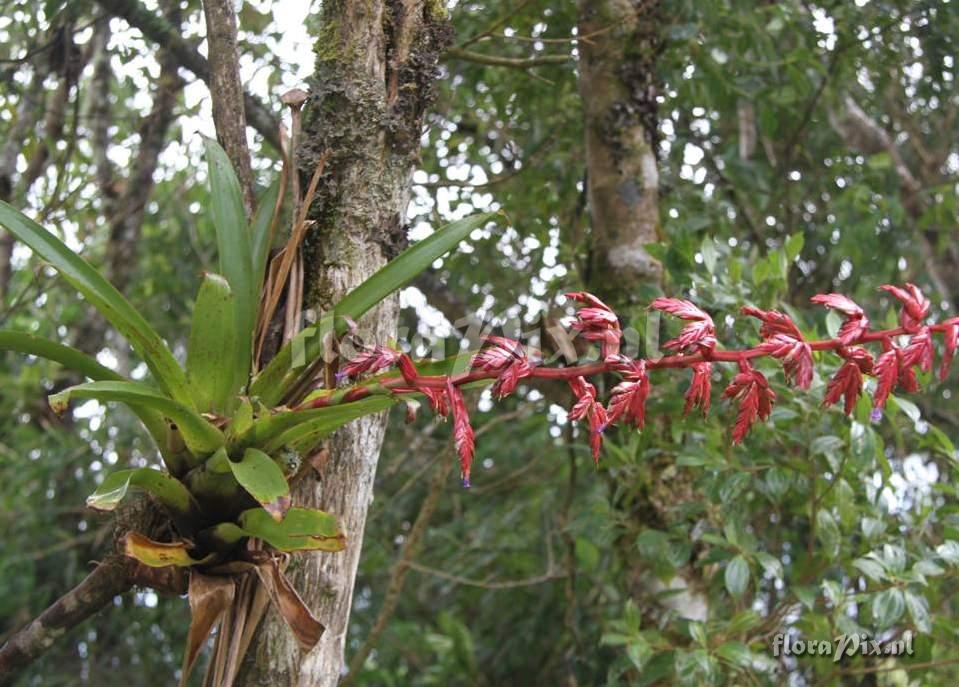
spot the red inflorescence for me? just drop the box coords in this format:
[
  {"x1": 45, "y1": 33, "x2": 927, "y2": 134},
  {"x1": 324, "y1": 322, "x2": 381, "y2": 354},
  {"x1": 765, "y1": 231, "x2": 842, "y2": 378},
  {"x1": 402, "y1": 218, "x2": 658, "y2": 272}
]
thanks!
[
  {"x1": 650, "y1": 297, "x2": 717, "y2": 353},
  {"x1": 311, "y1": 283, "x2": 959, "y2": 485}
]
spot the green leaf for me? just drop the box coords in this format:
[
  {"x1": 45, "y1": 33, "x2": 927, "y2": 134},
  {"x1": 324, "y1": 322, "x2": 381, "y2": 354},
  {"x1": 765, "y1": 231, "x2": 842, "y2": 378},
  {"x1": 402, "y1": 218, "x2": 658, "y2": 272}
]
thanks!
[
  {"x1": 229, "y1": 397, "x2": 255, "y2": 439},
  {"x1": 87, "y1": 468, "x2": 197, "y2": 518},
  {"x1": 0, "y1": 331, "x2": 189, "y2": 474},
  {"x1": 237, "y1": 506, "x2": 346, "y2": 552},
  {"x1": 234, "y1": 395, "x2": 397, "y2": 453},
  {"x1": 700, "y1": 236, "x2": 717, "y2": 274},
  {"x1": 785, "y1": 232, "x2": 804, "y2": 261},
  {"x1": 936, "y1": 540, "x2": 959, "y2": 565},
  {"x1": 251, "y1": 178, "x2": 281, "y2": 295},
  {"x1": 228, "y1": 448, "x2": 291, "y2": 522},
  {"x1": 186, "y1": 273, "x2": 238, "y2": 413},
  {"x1": 725, "y1": 555, "x2": 750, "y2": 597},
  {"x1": 204, "y1": 138, "x2": 255, "y2": 397},
  {"x1": 755, "y1": 552, "x2": 783, "y2": 580},
  {"x1": 715, "y1": 641, "x2": 753, "y2": 668},
  {"x1": 49, "y1": 381, "x2": 224, "y2": 458},
  {"x1": 816, "y1": 510, "x2": 841, "y2": 558},
  {"x1": 852, "y1": 557, "x2": 886, "y2": 583},
  {"x1": 871, "y1": 588, "x2": 905, "y2": 629},
  {"x1": 0, "y1": 201, "x2": 193, "y2": 406},
  {"x1": 905, "y1": 590, "x2": 931, "y2": 633},
  {"x1": 0, "y1": 330, "x2": 124, "y2": 381},
  {"x1": 269, "y1": 396, "x2": 398, "y2": 453},
  {"x1": 251, "y1": 211, "x2": 498, "y2": 405}
]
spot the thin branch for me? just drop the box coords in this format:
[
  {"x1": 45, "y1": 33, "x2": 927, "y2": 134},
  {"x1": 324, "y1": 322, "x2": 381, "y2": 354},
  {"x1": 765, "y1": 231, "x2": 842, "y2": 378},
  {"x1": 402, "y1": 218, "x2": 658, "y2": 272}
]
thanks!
[
  {"x1": 404, "y1": 560, "x2": 567, "y2": 589},
  {"x1": 445, "y1": 46, "x2": 571, "y2": 69},
  {"x1": 0, "y1": 556, "x2": 133, "y2": 683},
  {"x1": 486, "y1": 25, "x2": 615, "y2": 45},
  {"x1": 458, "y1": 0, "x2": 538, "y2": 48},
  {"x1": 202, "y1": 0, "x2": 255, "y2": 212},
  {"x1": 93, "y1": 0, "x2": 281, "y2": 152}
]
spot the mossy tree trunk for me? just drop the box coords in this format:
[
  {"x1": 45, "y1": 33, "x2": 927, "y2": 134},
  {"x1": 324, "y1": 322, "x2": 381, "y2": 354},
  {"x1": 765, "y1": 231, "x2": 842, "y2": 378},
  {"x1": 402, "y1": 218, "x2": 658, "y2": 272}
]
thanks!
[
  {"x1": 577, "y1": 0, "x2": 710, "y2": 624},
  {"x1": 235, "y1": 2, "x2": 451, "y2": 685},
  {"x1": 577, "y1": 0, "x2": 663, "y2": 302}
]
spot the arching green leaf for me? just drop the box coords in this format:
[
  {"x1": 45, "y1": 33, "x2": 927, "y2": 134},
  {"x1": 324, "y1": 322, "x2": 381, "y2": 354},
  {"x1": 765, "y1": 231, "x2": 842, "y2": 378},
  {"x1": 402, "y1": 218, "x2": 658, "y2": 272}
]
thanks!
[
  {"x1": 204, "y1": 138, "x2": 255, "y2": 397},
  {"x1": 0, "y1": 200, "x2": 193, "y2": 406},
  {"x1": 186, "y1": 273, "x2": 237, "y2": 413},
  {"x1": 87, "y1": 468, "x2": 199, "y2": 527},
  {"x1": 49, "y1": 381, "x2": 225, "y2": 458},
  {"x1": 0, "y1": 330, "x2": 187, "y2": 473},
  {"x1": 237, "y1": 506, "x2": 345, "y2": 552},
  {"x1": 251, "y1": 177, "x2": 281, "y2": 296},
  {"x1": 233, "y1": 395, "x2": 396, "y2": 453}
]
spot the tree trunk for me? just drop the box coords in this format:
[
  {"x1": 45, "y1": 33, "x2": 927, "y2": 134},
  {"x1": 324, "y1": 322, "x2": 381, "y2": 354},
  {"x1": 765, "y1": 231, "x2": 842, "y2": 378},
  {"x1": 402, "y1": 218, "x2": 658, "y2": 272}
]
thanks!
[
  {"x1": 577, "y1": 0, "x2": 709, "y2": 624},
  {"x1": 235, "y1": 2, "x2": 451, "y2": 685},
  {"x1": 577, "y1": 0, "x2": 663, "y2": 302}
]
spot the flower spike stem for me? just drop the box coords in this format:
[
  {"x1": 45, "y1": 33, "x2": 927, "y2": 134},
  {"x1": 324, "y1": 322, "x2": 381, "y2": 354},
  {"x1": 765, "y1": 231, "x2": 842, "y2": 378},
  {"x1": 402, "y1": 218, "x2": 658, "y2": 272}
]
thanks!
[{"x1": 298, "y1": 285, "x2": 959, "y2": 479}]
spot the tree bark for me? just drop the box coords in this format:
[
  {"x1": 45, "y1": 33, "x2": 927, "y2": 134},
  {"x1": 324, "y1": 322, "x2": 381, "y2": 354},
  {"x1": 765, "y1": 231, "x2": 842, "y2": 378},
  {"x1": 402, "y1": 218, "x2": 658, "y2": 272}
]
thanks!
[
  {"x1": 577, "y1": 0, "x2": 663, "y2": 302},
  {"x1": 235, "y1": 2, "x2": 452, "y2": 685}
]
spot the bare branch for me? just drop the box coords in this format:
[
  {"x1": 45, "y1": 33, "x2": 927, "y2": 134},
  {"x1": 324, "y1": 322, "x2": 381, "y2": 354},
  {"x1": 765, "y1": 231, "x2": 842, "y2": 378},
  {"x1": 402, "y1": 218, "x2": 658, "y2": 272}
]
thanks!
[
  {"x1": 404, "y1": 560, "x2": 567, "y2": 589},
  {"x1": 445, "y1": 46, "x2": 571, "y2": 68},
  {"x1": 93, "y1": 0, "x2": 281, "y2": 153},
  {"x1": 202, "y1": 0, "x2": 255, "y2": 212},
  {"x1": 0, "y1": 556, "x2": 133, "y2": 683}
]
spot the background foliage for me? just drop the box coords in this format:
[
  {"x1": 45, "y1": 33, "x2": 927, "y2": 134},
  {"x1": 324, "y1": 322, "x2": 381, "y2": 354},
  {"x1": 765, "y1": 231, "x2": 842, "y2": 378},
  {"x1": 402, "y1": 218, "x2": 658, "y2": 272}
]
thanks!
[{"x1": 1, "y1": 0, "x2": 958, "y2": 685}]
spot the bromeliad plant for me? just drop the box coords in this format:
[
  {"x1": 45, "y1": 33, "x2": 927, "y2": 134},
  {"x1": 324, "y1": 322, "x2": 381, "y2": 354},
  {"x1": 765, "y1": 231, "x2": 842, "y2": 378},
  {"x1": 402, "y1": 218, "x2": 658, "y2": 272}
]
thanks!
[
  {"x1": 0, "y1": 139, "x2": 497, "y2": 681},
  {"x1": 3, "y1": 139, "x2": 958, "y2": 680}
]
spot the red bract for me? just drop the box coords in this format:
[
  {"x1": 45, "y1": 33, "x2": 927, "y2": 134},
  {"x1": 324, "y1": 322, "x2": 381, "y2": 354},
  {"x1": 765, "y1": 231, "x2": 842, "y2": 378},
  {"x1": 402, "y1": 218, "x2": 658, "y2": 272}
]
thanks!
[
  {"x1": 472, "y1": 336, "x2": 526, "y2": 371},
  {"x1": 566, "y1": 291, "x2": 622, "y2": 359},
  {"x1": 871, "y1": 342, "x2": 919, "y2": 413},
  {"x1": 722, "y1": 362, "x2": 776, "y2": 444},
  {"x1": 568, "y1": 376, "x2": 606, "y2": 464},
  {"x1": 741, "y1": 305, "x2": 803, "y2": 340},
  {"x1": 810, "y1": 293, "x2": 869, "y2": 345},
  {"x1": 941, "y1": 323, "x2": 959, "y2": 381},
  {"x1": 341, "y1": 345, "x2": 402, "y2": 379},
  {"x1": 881, "y1": 283, "x2": 930, "y2": 332},
  {"x1": 757, "y1": 335, "x2": 814, "y2": 389},
  {"x1": 650, "y1": 297, "x2": 717, "y2": 353},
  {"x1": 607, "y1": 360, "x2": 650, "y2": 429},
  {"x1": 871, "y1": 348, "x2": 898, "y2": 412},
  {"x1": 902, "y1": 328, "x2": 934, "y2": 373},
  {"x1": 446, "y1": 378, "x2": 475, "y2": 488},
  {"x1": 423, "y1": 387, "x2": 449, "y2": 417},
  {"x1": 823, "y1": 348, "x2": 872, "y2": 415},
  {"x1": 744, "y1": 307, "x2": 813, "y2": 389},
  {"x1": 491, "y1": 359, "x2": 532, "y2": 399},
  {"x1": 684, "y1": 362, "x2": 712, "y2": 416},
  {"x1": 473, "y1": 336, "x2": 533, "y2": 399}
]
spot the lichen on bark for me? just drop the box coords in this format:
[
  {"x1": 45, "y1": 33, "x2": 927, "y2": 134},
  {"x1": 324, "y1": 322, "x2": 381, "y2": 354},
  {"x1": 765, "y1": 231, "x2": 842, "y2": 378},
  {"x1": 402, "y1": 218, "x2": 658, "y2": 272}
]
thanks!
[
  {"x1": 235, "y1": 3, "x2": 451, "y2": 685},
  {"x1": 577, "y1": 0, "x2": 664, "y2": 303}
]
